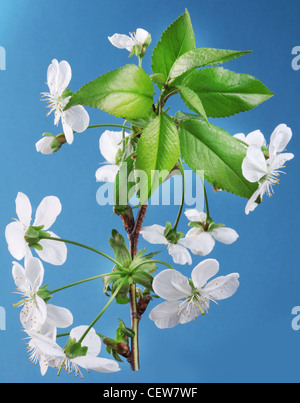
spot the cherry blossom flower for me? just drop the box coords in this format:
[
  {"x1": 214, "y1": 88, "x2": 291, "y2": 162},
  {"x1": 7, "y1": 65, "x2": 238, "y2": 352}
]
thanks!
[
  {"x1": 5, "y1": 192, "x2": 67, "y2": 265},
  {"x1": 149, "y1": 259, "x2": 240, "y2": 329},
  {"x1": 108, "y1": 28, "x2": 150, "y2": 52},
  {"x1": 140, "y1": 224, "x2": 205, "y2": 265},
  {"x1": 42, "y1": 59, "x2": 89, "y2": 145},
  {"x1": 27, "y1": 326, "x2": 120, "y2": 377},
  {"x1": 242, "y1": 124, "x2": 294, "y2": 214},
  {"x1": 13, "y1": 258, "x2": 73, "y2": 332},
  {"x1": 185, "y1": 209, "x2": 239, "y2": 256}
]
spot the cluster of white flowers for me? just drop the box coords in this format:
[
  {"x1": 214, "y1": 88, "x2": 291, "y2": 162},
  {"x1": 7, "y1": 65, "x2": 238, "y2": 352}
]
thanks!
[
  {"x1": 36, "y1": 28, "x2": 151, "y2": 154},
  {"x1": 5, "y1": 193, "x2": 120, "y2": 377},
  {"x1": 7, "y1": 27, "x2": 294, "y2": 377}
]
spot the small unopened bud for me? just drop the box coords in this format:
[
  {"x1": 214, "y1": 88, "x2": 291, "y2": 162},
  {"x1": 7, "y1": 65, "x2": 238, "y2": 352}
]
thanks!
[
  {"x1": 36, "y1": 133, "x2": 66, "y2": 155},
  {"x1": 137, "y1": 296, "x2": 151, "y2": 315},
  {"x1": 117, "y1": 342, "x2": 130, "y2": 357}
]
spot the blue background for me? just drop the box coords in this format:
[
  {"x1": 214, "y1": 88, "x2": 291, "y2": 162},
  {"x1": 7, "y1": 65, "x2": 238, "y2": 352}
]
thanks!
[{"x1": 0, "y1": 0, "x2": 299, "y2": 383}]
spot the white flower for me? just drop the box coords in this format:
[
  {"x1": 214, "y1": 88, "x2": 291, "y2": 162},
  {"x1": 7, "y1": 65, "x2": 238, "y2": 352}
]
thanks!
[
  {"x1": 185, "y1": 210, "x2": 239, "y2": 256},
  {"x1": 149, "y1": 259, "x2": 240, "y2": 329},
  {"x1": 28, "y1": 326, "x2": 120, "y2": 377},
  {"x1": 242, "y1": 124, "x2": 294, "y2": 214},
  {"x1": 42, "y1": 59, "x2": 89, "y2": 145},
  {"x1": 140, "y1": 224, "x2": 204, "y2": 266},
  {"x1": 96, "y1": 130, "x2": 128, "y2": 183},
  {"x1": 5, "y1": 192, "x2": 67, "y2": 265},
  {"x1": 108, "y1": 28, "x2": 150, "y2": 52},
  {"x1": 13, "y1": 257, "x2": 73, "y2": 332},
  {"x1": 234, "y1": 130, "x2": 266, "y2": 148}
]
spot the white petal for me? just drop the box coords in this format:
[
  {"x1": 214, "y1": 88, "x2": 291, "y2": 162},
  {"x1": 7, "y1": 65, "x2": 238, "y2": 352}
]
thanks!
[
  {"x1": 108, "y1": 34, "x2": 134, "y2": 51},
  {"x1": 37, "y1": 231, "x2": 67, "y2": 266},
  {"x1": 269, "y1": 152, "x2": 294, "y2": 171},
  {"x1": 95, "y1": 164, "x2": 119, "y2": 183},
  {"x1": 73, "y1": 355, "x2": 120, "y2": 373},
  {"x1": 233, "y1": 133, "x2": 246, "y2": 142},
  {"x1": 16, "y1": 192, "x2": 32, "y2": 227},
  {"x1": 245, "y1": 130, "x2": 266, "y2": 148},
  {"x1": 140, "y1": 225, "x2": 168, "y2": 245},
  {"x1": 56, "y1": 60, "x2": 72, "y2": 94},
  {"x1": 135, "y1": 28, "x2": 150, "y2": 43},
  {"x1": 47, "y1": 59, "x2": 59, "y2": 94},
  {"x1": 5, "y1": 221, "x2": 26, "y2": 260},
  {"x1": 245, "y1": 187, "x2": 261, "y2": 215},
  {"x1": 191, "y1": 259, "x2": 220, "y2": 289},
  {"x1": 29, "y1": 332, "x2": 65, "y2": 358},
  {"x1": 47, "y1": 60, "x2": 72, "y2": 96},
  {"x1": 168, "y1": 243, "x2": 192, "y2": 265},
  {"x1": 99, "y1": 130, "x2": 124, "y2": 164},
  {"x1": 185, "y1": 230, "x2": 215, "y2": 256},
  {"x1": 36, "y1": 137, "x2": 56, "y2": 155},
  {"x1": 21, "y1": 296, "x2": 47, "y2": 331},
  {"x1": 269, "y1": 124, "x2": 292, "y2": 157},
  {"x1": 184, "y1": 209, "x2": 206, "y2": 222},
  {"x1": 33, "y1": 196, "x2": 62, "y2": 230},
  {"x1": 12, "y1": 261, "x2": 28, "y2": 293},
  {"x1": 177, "y1": 299, "x2": 202, "y2": 324},
  {"x1": 149, "y1": 300, "x2": 182, "y2": 329},
  {"x1": 39, "y1": 321, "x2": 57, "y2": 340},
  {"x1": 70, "y1": 326, "x2": 101, "y2": 357},
  {"x1": 152, "y1": 269, "x2": 191, "y2": 300},
  {"x1": 242, "y1": 146, "x2": 268, "y2": 183},
  {"x1": 25, "y1": 257, "x2": 44, "y2": 292},
  {"x1": 64, "y1": 105, "x2": 90, "y2": 133},
  {"x1": 205, "y1": 273, "x2": 240, "y2": 300},
  {"x1": 46, "y1": 305, "x2": 73, "y2": 329},
  {"x1": 212, "y1": 227, "x2": 239, "y2": 245},
  {"x1": 62, "y1": 121, "x2": 74, "y2": 144}
]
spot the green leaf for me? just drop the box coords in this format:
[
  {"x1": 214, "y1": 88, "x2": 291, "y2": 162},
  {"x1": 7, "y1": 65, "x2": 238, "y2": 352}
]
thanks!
[
  {"x1": 130, "y1": 248, "x2": 159, "y2": 275},
  {"x1": 150, "y1": 73, "x2": 167, "y2": 86},
  {"x1": 151, "y1": 9, "x2": 196, "y2": 89},
  {"x1": 177, "y1": 85, "x2": 209, "y2": 125},
  {"x1": 135, "y1": 112, "x2": 180, "y2": 203},
  {"x1": 168, "y1": 48, "x2": 251, "y2": 83},
  {"x1": 181, "y1": 67, "x2": 273, "y2": 118},
  {"x1": 65, "y1": 65, "x2": 154, "y2": 119},
  {"x1": 109, "y1": 230, "x2": 132, "y2": 268},
  {"x1": 177, "y1": 113, "x2": 258, "y2": 198},
  {"x1": 131, "y1": 271, "x2": 154, "y2": 290}
]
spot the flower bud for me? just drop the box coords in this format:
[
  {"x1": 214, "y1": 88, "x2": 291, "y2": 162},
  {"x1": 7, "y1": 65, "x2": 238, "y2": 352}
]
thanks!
[{"x1": 36, "y1": 133, "x2": 66, "y2": 155}]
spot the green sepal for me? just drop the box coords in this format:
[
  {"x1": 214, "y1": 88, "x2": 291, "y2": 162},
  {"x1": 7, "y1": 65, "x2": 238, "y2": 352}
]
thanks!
[
  {"x1": 62, "y1": 88, "x2": 73, "y2": 99},
  {"x1": 64, "y1": 338, "x2": 88, "y2": 360},
  {"x1": 37, "y1": 285, "x2": 53, "y2": 303},
  {"x1": 208, "y1": 222, "x2": 226, "y2": 231},
  {"x1": 188, "y1": 221, "x2": 204, "y2": 228},
  {"x1": 131, "y1": 271, "x2": 154, "y2": 291},
  {"x1": 116, "y1": 318, "x2": 134, "y2": 342},
  {"x1": 112, "y1": 350, "x2": 124, "y2": 363},
  {"x1": 164, "y1": 222, "x2": 184, "y2": 244}
]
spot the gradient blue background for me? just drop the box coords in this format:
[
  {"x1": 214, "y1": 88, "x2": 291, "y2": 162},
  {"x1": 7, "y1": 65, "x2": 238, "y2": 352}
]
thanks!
[{"x1": 0, "y1": 0, "x2": 299, "y2": 383}]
